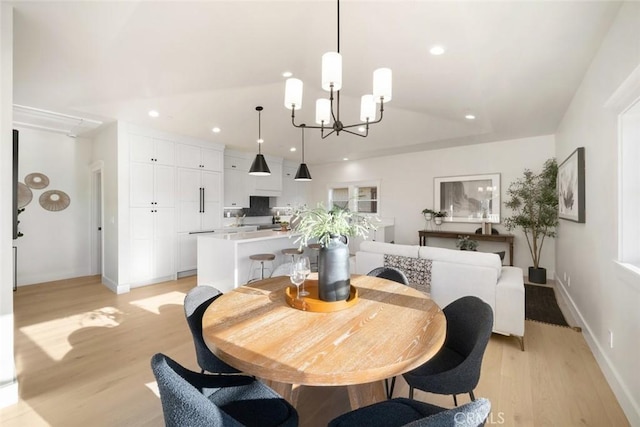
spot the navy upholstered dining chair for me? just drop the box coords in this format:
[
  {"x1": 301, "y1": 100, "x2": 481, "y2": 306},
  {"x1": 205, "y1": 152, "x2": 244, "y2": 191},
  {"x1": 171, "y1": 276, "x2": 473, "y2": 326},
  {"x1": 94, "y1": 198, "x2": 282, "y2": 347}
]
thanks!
[
  {"x1": 329, "y1": 397, "x2": 491, "y2": 427},
  {"x1": 367, "y1": 266, "x2": 410, "y2": 398},
  {"x1": 184, "y1": 286, "x2": 240, "y2": 374},
  {"x1": 151, "y1": 353, "x2": 299, "y2": 427},
  {"x1": 403, "y1": 296, "x2": 493, "y2": 406}
]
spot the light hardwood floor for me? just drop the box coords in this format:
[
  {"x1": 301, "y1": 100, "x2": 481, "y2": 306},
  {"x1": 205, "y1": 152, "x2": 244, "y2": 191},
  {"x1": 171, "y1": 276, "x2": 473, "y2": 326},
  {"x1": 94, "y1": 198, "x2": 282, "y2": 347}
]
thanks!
[{"x1": 0, "y1": 275, "x2": 629, "y2": 426}]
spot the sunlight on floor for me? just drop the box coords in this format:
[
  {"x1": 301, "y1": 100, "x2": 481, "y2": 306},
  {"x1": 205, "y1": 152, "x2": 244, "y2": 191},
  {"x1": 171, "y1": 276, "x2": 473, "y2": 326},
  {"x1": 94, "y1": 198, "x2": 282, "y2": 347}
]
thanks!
[
  {"x1": 129, "y1": 291, "x2": 186, "y2": 315},
  {"x1": 145, "y1": 381, "x2": 161, "y2": 398},
  {"x1": 19, "y1": 307, "x2": 122, "y2": 361}
]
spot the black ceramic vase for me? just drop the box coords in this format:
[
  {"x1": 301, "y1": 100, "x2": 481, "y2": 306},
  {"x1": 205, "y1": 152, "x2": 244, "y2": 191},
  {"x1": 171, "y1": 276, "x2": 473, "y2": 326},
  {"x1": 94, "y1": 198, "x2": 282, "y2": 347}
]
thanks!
[{"x1": 317, "y1": 235, "x2": 351, "y2": 302}]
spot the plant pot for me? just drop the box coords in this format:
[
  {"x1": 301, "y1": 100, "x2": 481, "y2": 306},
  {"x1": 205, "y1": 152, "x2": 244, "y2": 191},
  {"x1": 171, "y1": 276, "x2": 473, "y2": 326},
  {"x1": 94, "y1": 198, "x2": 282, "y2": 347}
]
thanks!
[
  {"x1": 317, "y1": 235, "x2": 351, "y2": 302},
  {"x1": 423, "y1": 213, "x2": 432, "y2": 221},
  {"x1": 528, "y1": 267, "x2": 547, "y2": 284},
  {"x1": 434, "y1": 217, "x2": 443, "y2": 225}
]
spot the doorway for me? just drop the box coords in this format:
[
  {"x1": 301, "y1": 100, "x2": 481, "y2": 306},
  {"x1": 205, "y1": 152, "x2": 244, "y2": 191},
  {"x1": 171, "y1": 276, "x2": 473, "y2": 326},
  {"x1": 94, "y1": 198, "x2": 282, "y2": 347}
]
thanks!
[{"x1": 90, "y1": 162, "x2": 104, "y2": 276}]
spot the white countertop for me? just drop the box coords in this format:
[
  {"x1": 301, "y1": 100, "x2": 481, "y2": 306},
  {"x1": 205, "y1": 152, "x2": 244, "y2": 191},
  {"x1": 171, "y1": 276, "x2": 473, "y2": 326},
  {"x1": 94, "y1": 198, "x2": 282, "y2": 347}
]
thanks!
[{"x1": 202, "y1": 229, "x2": 301, "y2": 243}]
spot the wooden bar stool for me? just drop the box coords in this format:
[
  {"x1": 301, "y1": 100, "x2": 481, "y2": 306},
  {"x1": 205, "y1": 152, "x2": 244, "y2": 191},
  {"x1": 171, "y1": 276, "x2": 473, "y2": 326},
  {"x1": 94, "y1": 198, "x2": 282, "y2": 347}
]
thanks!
[
  {"x1": 281, "y1": 248, "x2": 303, "y2": 264},
  {"x1": 247, "y1": 253, "x2": 276, "y2": 283},
  {"x1": 307, "y1": 243, "x2": 322, "y2": 272}
]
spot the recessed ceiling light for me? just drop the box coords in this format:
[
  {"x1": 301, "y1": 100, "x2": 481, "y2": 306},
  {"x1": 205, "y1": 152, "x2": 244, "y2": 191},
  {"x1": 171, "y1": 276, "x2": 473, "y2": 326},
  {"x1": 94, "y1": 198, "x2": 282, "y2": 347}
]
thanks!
[
  {"x1": 290, "y1": 147, "x2": 297, "y2": 152},
  {"x1": 212, "y1": 127, "x2": 221, "y2": 133},
  {"x1": 148, "y1": 110, "x2": 159, "y2": 118},
  {"x1": 465, "y1": 114, "x2": 476, "y2": 120},
  {"x1": 343, "y1": 157, "x2": 349, "y2": 161},
  {"x1": 282, "y1": 71, "x2": 293, "y2": 78},
  {"x1": 429, "y1": 45, "x2": 446, "y2": 56},
  {"x1": 257, "y1": 138, "x2": 264, "y2": 144},
  {"x1": 358, "y1": 126, "x2": 366, "y2": 132}
]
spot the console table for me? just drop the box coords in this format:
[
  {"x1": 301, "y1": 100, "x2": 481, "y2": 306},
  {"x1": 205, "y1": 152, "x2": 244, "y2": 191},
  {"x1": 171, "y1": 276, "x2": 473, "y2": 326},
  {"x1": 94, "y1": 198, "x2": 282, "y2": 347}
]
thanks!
[{"x1": 418, "y1": 230, "x2": 515, "y2": 266}]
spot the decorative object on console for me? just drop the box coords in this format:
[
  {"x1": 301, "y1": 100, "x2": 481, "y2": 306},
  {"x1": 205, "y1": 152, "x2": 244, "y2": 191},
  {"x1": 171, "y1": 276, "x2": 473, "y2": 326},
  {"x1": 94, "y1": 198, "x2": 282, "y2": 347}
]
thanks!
[
  {"x1": 558, "y1": 147, "x2": 585, "y2": 223},
  {"x1": 248, "y1": 106, "x2": 271, "y2": 176},
  {"x1": 434, "y1": 173, "x2": 501, "y2": 223},
  {"x1": 456, "y1": 235, "x2": 478, "y2": 251},
  {"x1": 284, "y1": 0, "x2": 391, "y2": 139},
  {"x1": 422, "y1": 208, "x2": 434, "y2": 230},
  {"x1": 504, "y1": 158, "x2": 558, "y2": 284},
  {"x1": 293, "y1": 204, "x2": 376, "y2": 301},
  {"x1": 433, "y1": 210, "x2": 447, "y2": 226}
]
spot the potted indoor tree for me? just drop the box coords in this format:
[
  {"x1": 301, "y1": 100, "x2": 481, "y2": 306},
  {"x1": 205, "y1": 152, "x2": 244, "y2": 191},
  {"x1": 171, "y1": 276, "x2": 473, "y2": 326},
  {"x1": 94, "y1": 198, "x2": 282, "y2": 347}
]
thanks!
[
  {"x1": 503, "y1": 158, "x2": 558, "y2": 284},
  {"x1": 293, "y1": 204, "x2": 376, "y2": 301},
  {"x1": 456, "y1": 235, "x2": 478, "y2": 251}
]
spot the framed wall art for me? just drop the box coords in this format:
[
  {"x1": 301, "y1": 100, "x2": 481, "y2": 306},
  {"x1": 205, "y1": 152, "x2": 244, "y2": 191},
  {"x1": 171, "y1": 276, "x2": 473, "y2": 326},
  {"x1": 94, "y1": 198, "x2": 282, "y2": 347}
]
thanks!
[
  {"x1": 558, "y1": 147, "x2": 585, "y2": 223},
  {"x1": 434, "y1": 173, "x2": 501, "y2": 223}
]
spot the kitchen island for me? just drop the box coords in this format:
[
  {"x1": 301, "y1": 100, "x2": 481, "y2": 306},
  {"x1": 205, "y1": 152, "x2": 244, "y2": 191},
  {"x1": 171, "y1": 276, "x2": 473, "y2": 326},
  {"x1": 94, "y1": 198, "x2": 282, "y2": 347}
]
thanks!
[{"x1": 197, "y1": 230, "x2": 306, "y2": 292}]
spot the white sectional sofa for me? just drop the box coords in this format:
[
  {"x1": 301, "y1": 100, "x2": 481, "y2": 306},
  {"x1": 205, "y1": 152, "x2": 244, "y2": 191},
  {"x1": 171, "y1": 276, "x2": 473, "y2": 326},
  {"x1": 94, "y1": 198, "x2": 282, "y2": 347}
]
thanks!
[{"x1": 354, "y1": 241, "x2": 525, "y2": 350}]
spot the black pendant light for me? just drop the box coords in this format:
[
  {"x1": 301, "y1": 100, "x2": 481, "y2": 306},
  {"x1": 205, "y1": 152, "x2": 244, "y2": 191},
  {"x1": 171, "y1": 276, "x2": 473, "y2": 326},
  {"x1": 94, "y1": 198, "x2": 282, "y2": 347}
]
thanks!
[
  {"x1": 294, "y1": 124, "x2": 312, "y2": 181},
  {"x1": 249, "y1": 106, "x2": 271, "y2": 176}
]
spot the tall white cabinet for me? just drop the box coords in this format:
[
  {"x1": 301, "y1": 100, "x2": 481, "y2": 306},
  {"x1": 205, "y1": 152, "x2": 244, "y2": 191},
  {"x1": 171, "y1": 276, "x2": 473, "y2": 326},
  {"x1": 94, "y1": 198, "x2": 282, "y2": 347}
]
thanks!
[
  {"x1": 128, "y1": 133, "x2": 176, "y2": 285},
  {"x1": 123, "y1": 124, "x2": 225, "y2": 287},
  {"x1": 177, "y1": 144, "x2": 224, "y2": 274}
]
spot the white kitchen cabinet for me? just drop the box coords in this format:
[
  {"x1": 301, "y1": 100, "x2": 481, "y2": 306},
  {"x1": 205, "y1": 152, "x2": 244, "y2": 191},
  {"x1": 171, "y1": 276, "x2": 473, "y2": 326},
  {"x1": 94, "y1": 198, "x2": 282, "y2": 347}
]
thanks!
[
  {"x1": 224, "y1": 154, "x2": 251, "y2": 208},
  {"x1": 277, "y1": 165, "x2": 308, "y2": 209},
  {"x1": 250, "y1": 156, "x2": 283, "y2": 196},
  {"x1": 177, "y1": 144, "x2": 223, "y2": 171},
  {"x1": 130, "y1": 163, "x2": 175, "y2": 208},
  {"x1": 130, "y1": 134, "x2": 175, "y2": 165},
  {"x1": 130, "y1": 207, "x2": 175, "y2": 284},
  {"x1": 177, "y1": 168, "x2": 222, "y2": 233}
]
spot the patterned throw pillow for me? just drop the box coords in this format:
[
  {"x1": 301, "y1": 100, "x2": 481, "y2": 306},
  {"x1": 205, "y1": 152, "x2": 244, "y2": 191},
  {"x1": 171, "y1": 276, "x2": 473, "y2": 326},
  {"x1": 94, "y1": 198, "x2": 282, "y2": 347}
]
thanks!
[{"x1": 383, "y1": 254, "x2": 432, "y2": 294}]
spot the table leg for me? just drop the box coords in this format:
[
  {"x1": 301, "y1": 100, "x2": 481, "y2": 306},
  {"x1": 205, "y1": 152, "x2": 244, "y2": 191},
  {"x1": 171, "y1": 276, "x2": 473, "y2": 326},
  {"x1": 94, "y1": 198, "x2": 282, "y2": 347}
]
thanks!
[
  {"x1": 509, "y1": 241, "x2": 514, "y2": 266},
  {"x1": 347, "y1": 380, "x2": 387, "y2": 410},
  {"x1": 262, "y1": 380, "x2": 300, "y2": 407}
]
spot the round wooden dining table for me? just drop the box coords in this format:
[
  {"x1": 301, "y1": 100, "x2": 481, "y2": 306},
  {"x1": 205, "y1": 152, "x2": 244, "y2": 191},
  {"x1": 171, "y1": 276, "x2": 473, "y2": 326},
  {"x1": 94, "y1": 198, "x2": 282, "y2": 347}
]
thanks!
[{"x1": 202, "y1": 274, "x2": 446, "y2": 409}]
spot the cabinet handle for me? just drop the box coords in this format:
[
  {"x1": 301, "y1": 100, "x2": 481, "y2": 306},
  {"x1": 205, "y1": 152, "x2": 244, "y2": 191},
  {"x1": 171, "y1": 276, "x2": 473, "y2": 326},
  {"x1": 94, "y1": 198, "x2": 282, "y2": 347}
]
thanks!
[{"x1": 201, "y1": 188, "x2": 205, "y2": 212}]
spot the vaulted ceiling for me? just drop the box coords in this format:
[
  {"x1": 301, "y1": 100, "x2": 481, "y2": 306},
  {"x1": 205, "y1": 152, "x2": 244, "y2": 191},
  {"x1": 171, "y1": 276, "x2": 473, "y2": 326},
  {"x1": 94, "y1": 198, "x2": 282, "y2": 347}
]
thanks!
[{"x1": 11, "y1": 1, "x2": 621, "y2": 164}]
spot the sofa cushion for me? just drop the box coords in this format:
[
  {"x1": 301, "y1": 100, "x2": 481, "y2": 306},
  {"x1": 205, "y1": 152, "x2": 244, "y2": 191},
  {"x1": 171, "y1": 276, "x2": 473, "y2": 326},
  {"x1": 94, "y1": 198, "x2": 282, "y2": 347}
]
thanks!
[
  {"x1": 384, "y1": 254, "x2": 431, "y2": 294},
  {"x1": 418, "y1": 246, "x2": 502, "y2": 279},
  {"x1": 359, "y1": 241, "x2": 420, "y2": 258}
]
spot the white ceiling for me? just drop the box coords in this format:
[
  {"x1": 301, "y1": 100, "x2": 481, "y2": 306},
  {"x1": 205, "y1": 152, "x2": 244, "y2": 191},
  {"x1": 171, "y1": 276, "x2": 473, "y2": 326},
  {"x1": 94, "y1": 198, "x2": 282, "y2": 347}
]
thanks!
[{"x1": 10, "y1": 0, "x2": 621, "y2": 164}]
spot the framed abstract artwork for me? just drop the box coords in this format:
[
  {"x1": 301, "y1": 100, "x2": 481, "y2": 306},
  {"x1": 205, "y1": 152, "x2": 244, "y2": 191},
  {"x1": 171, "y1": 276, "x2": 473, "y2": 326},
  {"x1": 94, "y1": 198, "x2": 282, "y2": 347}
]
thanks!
[
  {"x1": 434, "y1": 173, "x2": 501, "y2": 223},
  {"x1": 558, "y1": 147, "x2": 585, "y2": 223}
]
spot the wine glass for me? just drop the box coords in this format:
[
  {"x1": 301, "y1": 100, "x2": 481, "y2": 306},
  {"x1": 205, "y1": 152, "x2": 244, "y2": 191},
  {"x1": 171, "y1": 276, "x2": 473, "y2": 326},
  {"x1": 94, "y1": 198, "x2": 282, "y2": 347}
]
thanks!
[
  {"x1": 289, "y1": 262, "x2": 306, "y2": 301},
  {"x1": 297, "y1": 256, "x2": 311, "y2": 297}
]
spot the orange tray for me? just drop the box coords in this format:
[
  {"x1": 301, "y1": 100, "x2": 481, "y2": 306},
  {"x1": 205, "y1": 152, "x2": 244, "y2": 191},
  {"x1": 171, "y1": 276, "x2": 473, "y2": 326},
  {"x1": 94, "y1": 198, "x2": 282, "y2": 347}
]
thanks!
[{"x1": 284, "y1": 279, "x2": 358, "y2": 312}]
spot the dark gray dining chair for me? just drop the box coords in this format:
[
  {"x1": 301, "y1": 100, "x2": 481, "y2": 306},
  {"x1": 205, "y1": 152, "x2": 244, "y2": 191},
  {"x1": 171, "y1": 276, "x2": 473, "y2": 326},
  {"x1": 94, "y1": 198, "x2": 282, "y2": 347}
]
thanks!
[
  {"x1": 184, "y1": 286, "x2": 240, "y2": 374},
  {"x1": 328, "y1": 397, "x2": 491, "y2": 427},
  {"x1": 367, "y1": 266, "x2": 410, "y2": 398},
  {"x1": 151, "y1": 353, "x2": 299, "y2": 427},
  {"x1": 403, "y1": 296, "x2": 493, "y2": 406}
]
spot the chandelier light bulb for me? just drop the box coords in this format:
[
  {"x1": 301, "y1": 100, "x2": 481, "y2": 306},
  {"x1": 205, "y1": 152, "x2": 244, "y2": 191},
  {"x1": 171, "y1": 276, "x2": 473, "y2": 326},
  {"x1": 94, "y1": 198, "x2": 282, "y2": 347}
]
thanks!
[
  {"x1": 284, "y1": 78, "x2": 303, "y2": 110},
  {"x1": 373, "y1": 68, "x2": 392, "y2": 103},
  {"x1": 321, "y1": 52, "x2": 342, "y2": 91},
  {"x1": 316, "y1": 99, "x2": 331, "y2": 124},
  {"x1": 360, "y1": 95, "x2": 376, "y2": 122}
]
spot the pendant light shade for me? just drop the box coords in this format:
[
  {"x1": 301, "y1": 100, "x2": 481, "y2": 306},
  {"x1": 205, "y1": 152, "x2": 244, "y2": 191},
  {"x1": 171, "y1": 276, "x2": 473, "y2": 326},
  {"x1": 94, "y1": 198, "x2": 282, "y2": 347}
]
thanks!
[
  {"x1": 294, "y1": 124, "x2": 312, "y2": 181},
  {"x1": 249, "y1": 106, "x2": 271, "y2": 176},
  {"x1": 294, "y1": 163, "x2": 312, "y2": 181}
]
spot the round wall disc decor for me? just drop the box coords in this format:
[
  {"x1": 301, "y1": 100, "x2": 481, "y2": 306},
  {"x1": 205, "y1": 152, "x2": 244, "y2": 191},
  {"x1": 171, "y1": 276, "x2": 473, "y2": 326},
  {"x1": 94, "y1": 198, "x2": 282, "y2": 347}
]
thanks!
[
  {"x1": 25, "y1": 172, "x2": 50, "y2": 189},
  {"x1": 17, "y1": 182, "x2": 33, "y2": 208},
  {"x1": 39, "y1": 190, "x2": 71, "y2": 212}
]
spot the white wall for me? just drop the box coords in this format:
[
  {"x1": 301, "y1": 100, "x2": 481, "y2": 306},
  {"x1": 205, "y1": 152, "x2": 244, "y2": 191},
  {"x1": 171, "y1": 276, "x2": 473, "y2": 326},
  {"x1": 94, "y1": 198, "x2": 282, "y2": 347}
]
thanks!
[
  {"x1": 307, "y1": 134, "x2": 556, "y2": 276},
  {"x1": 0, "y1": 2, "x2": 17, "y2": 408},
  {"x1": 13, "y1": 127, "x2": 93, "y2": 285},
  {"x1": 555, "y1": 2, "x2": 640, "y2": 424}
]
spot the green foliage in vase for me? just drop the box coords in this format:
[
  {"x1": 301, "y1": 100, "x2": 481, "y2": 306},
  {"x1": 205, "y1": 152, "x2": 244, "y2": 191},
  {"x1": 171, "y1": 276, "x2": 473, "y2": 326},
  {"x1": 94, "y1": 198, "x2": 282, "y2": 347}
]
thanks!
[
  {"x1": 456, "y1": 235, "x2": 478, "y2": 251},
  {"x1": 292, "y1": 204, "x2": 378, "y2": 248},
  {"x1": 434, "y1": 210, "x2": 448, "y2": 218},
  {"x1": 503, "y1": 158, "x2": 558, "y2": 269}
]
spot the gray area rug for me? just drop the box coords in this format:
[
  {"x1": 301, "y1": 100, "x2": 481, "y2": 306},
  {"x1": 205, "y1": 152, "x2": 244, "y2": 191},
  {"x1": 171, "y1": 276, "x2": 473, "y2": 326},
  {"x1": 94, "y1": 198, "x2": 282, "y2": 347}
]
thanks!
[{"x1": 525, "y1": 284, "x2": 580, "y2": 331}]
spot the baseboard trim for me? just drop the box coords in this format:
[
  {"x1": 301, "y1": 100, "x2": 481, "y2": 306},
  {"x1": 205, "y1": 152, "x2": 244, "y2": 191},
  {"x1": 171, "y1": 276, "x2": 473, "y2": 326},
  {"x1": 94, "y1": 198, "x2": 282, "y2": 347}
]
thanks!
[
  {"x1": 555, "y1": 276, "x2": 640, "y2": 426},
  {"x1": 0, "y1": 379, "x2": 18, "y2": 409},
  {"x1": 101, "y1": 275, "x2": 129, "y2": 294}
]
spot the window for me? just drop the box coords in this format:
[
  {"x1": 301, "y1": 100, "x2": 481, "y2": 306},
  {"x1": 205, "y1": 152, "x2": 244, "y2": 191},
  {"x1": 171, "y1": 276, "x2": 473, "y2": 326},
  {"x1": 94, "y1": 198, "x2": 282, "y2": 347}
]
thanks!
[{"x1": 328, "y1": 181, "x2": 380, "y2": 214}]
